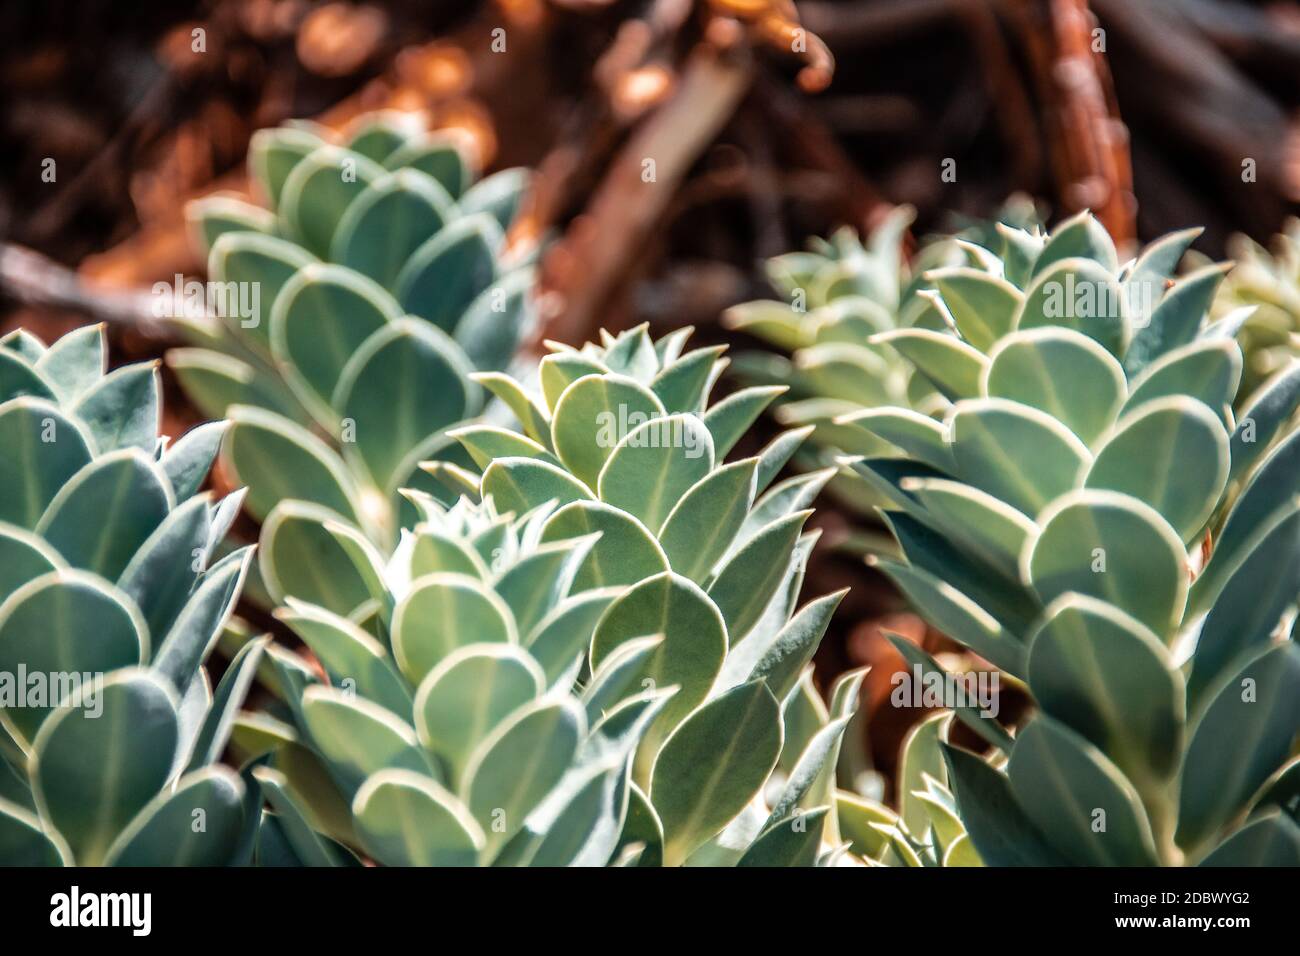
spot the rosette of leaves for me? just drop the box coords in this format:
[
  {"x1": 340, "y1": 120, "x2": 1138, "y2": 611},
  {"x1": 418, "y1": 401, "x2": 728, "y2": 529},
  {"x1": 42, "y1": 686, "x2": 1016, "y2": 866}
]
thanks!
[
  {"x1": 723, "y1": 208, "x2": 952, "y2": 450},
  {"x1": 1208, "y1": 219, "x2": 1300, "y2": 400},
  {"x1": 173, "y1": 111, "x2": 536, "y2": 558},
  {"x1": 723, "y1": 204, "x2": 1044, "y2": 515},
  {"x1": 238, "y1": 325, "x2": 877, "y2": 865},
  {"x1": 0, "y1": 325, "x2": 263, "y2": 866},
  {"x1": 843, "y1": 212, "x2": 1300, "y2": 866}
]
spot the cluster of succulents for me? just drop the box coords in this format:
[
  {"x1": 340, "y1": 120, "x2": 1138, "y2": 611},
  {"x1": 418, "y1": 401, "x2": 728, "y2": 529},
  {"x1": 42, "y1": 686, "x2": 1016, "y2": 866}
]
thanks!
[
  {"x1": 234, "y1": 324, "x2": 888, "y2": 866},
  {"x1": 847, "y1": 213, "x2": 1300, "y2": 865},
  {"x1": 174, "y1": 112, "x2": 535, "y2": 567},
  {"x1": 0, "y1": 326, "x2": 261, "y2": 865},
  {"x1": 4, "y1": 105, "x2": 1296, "y2": 869},
  {"x1": 722, "y1": 200, "x2": 1044, "y2": 516}
]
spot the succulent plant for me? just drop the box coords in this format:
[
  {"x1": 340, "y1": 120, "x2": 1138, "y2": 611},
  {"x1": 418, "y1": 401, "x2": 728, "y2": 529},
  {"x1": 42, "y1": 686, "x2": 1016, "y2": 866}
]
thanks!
[
  {"x1": 723, "y1": 201, "x2": 1041, "y2": 515},
  {"x1": 844, "y1": 212, "x2": 1300, "y2": 865},
  {"x1": 724, "y1": 209, "x2": 949, "y2": 453},
  {"x1": 1209, "y1": 218, "x2": 1300, "y2": 401},
  {"x1": 0, "y1": 325, "x2": 260, "y2": 866},
  {"x1": 173, "y1": 111, "x2": 536, "y2": 559},
  {"x1": 236, "y1": 324, "x2": 880, "y2": 866}
]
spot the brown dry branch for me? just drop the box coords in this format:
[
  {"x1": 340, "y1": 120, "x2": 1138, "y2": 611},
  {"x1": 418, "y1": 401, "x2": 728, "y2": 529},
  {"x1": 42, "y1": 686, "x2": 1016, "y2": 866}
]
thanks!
[
  {"x1": 0, "y1": 242, "x2": 167, "y2": 336},
  {"x1": 540, "y1": 32, "x2": 755, "y2": 344},
  {"x1": 1008, "y1": 0, "x2": 1136, "y2": 246}
]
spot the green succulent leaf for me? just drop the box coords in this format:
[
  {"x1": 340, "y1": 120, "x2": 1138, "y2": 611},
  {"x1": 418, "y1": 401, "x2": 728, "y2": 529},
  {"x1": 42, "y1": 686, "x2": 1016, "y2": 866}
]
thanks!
[
  {"x1": 414, "y1": 644, "x2": 544, "y2": 782},
  {"x1": 650, "y1": 679, "x2": 783, "y2": 867},
  {"x1": 737, "y1": 807, "x2": 830, "y2": 867},
  {"x1": 0, "y1": 523, "x2": 63, "y2": 597},
  {"x1": 396, "y1": 214, "x2": 502, "y2": 332},
  {"x1": 1199, "y1": 811, "x2": 1300, "y2": 867},
  {"x1": 948, "y1": 398, "x2": 1090, "y2": 517},
  {"x1": 70, "y1": 362, "x2": 160, "y2": 454},
  {"x1": 0, "y1": 350, "x2": 57, "y2": 404},
  {"x1": 1007, "y1": 717, "x2": 1160, "y2": 866},
  {"x1": 873, "y1": 558, "x2": 1025, "y2": 675},
  {"x1": 873, "y1": 329, "x2": 987, "y2": 402},
  {"x1": 186, "y1": 195, "x2": 277, "y2": 254},
  {"x1": 929, "y1": 268, "x2": 1022, "y2": 351},
  {"x1": 269, "y1": 263, "x2": 400, "y2": 426},
  {"x1": 658, "y1": 459, "x2": 758, "y2": 583},
  {"x1": 457, "y1": 168, "x2": 529, "y2": 230},
  {"x1": 0, "y1": 796, "x2": 72, "y2": 865},
  {"x1": 718, "y1": 589, "x2": 846, "y2": 702},
  {"x1": 902, "y1": 477, "x2": 1034, "y2": 581},
  {"x1": 37, "y1": 450, "x2": 172, "y2": 579},
  {"x1": 551, "y1": 373, "x2": 665, "y2": 490},
  {"x1": 590, "y1": 573, "x2": 728, "y2": 745},
  {"x1": 33, "y1": 324, "x2": 104, "y2": 401},
  {"x1": 333, "y1": 319, "x2": 475, "y2": 493},
  {"x1": 384, "y1": 136, "x2": 472, "y2": 197},
  {"x1": 1019, "y1": 258, "x2": 1127, "y2": 358},
  {"x1": 0, "y1": 571, "x2": 147, "y2": 744},
  {"x1": 210, "y1": 232, "x2": 318, "y2": 351},
  {"x1": 1026, "y1": 594, "x2": 1183, "y2": 783},
  {"x1": 248, "y1": 126, "x2": 324, "y2": 208},
  {"x1": 1025, "y1": 490, "x2": 1187, "y2": 639},
  {"x1": 1085, "y1": 396, "x2": 1229, "y2": 542},
  {"x1": 225, "y1": 405, "x2": 362, "y2": 525},
  {"x1": 1123, "y1": 339, "x2": 1241, "y2": 428},
  {"x1": 32, "y1": 669, "x2": 180, "y2": 866},
  {"x1": 1031, "y1": 211, "x2": 1119, "y2": 275},
  {"x1": 1229, "y1": 362, "x2": 1300, "y2": 483},
  {"x1": 983, "y1": 328, "x2": 1125, "y2": 447},
  {"x1": 166, "y1": 348, "x2": 305, "y2": 424},
  {"x1": 941, "y1": 744, "x2": 1067, "y2": 866},
  {"x1": 301, "y1": 686, "x2": 434, "y2": 795},
  {"x1": 353, "y1": 769, "x2": 484, "y2": 866},
  {"x1": 526, "y1": 589, "x2": 622, "y2": 686},
  {"x1": 0, "y1": 399, "x2": 93, "y2": 529},
  {"x1": 160, "y1": 420, "x2": 227, "y2": 500},
  {"x1": 598, "y1": 414, "x2": 716, "y2": 534},
  {"x1": 1187, "y1": 505, "x2": 1300, "y2": 706},
  {"x1": 1177, "y1": 643, "x2": 1300, "y2": 853},
  {"x1": 701, "y1": 386, "x2": 785, "y2": 459},
  {"x1": 259, "y1": 502, "x2": 374, "y2": 615},
  {"x1": 454, "y1": 268, "x2": 537, "y2": 374},
  {"x1": 392, "y1": 573, "x2": 517, "y2": 686},
  {"x1": 152, "y1": 547, "x2": 250, "y2": 699},
  {"x1": 707, "y1": 510, "x2": 810, "y2": 643},
  {"x1": 278, "y1": 146, "x2": 385, "y2": 258},
  {"x1": 332, "y1": 169, "x2": 453, "y2": 289},
  {"x1": 277, "y1": 599, "x2": 410, "y2": 716},
  {"x1": 462, "y1": 696, "x2": 584, "y2": 858},
  {"x1": 898, "y1": 711, "x2": 951, "y2": 838},
  {"x1": 540, "y1": 500, "x2": 668, "y2": 590},
  {"x1": 1123, "y1": 263, "x2": 1230, "y2": 375},
  {"x1": 103, "y1": 766, "x2": 245, "y2": 866}
]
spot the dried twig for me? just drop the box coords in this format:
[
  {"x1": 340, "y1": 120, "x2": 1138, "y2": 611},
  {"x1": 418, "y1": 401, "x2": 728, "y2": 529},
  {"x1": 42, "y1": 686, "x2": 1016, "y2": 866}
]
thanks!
[
  {"x1": 541, "y1": 38, "x2": 754, "y2": 344},
  {"x1": 1008, "y1": 0, "x2": 1136, "y2": 245},
  {"x1": 0, "y1": 242, "x2": 167, "y2": 335}
]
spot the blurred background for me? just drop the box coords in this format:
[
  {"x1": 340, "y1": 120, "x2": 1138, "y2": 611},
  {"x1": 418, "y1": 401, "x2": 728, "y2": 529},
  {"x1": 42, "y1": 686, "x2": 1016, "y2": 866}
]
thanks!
[{"x1": 2, "y1": 0, "x2": 1298, "y2": 790}]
